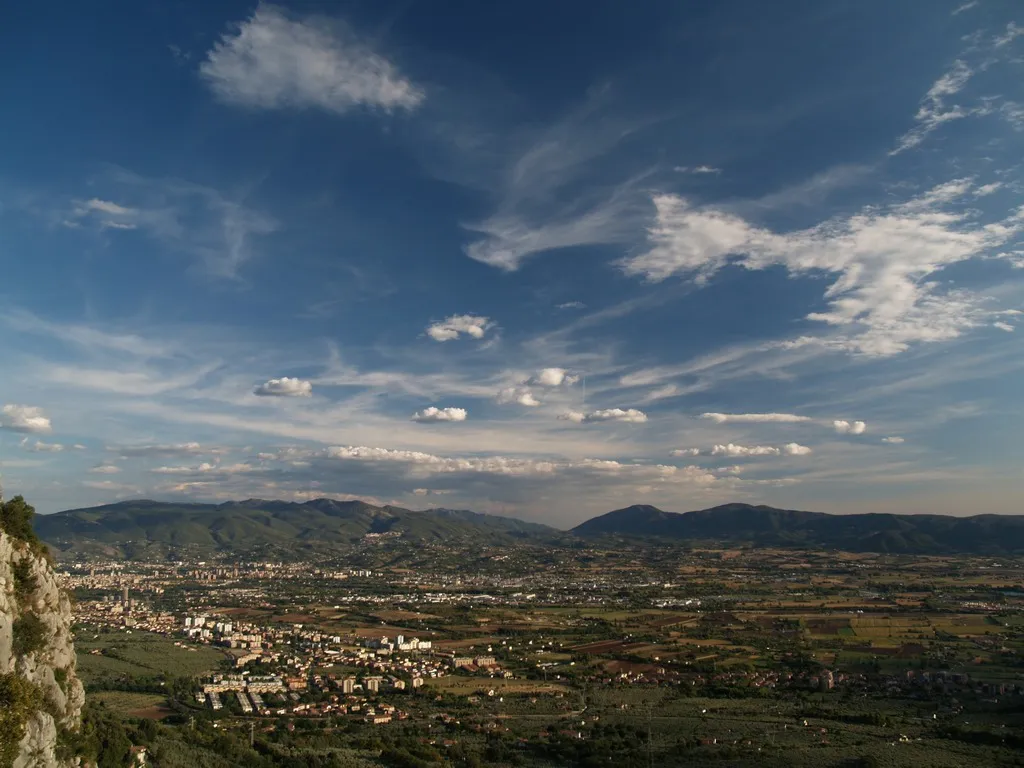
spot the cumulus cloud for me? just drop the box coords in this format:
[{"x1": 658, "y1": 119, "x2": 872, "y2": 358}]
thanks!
[
  {"x1": 323, "y1": 445, "x2": 715, "y2": 484},
  {"x1": 426, "y1": 315, "x2": 491, "y2": 342},
  {"x1": 1, "y1": 404, "x2": 53, "y2": 434},
  {"x1": 993, "y1": 321, "x2": 1015, "y2": 332},
  {"x1": 89, "y1": 465, "x2": 122, "y2": 474},
  {"x1": 496, "y1": 387, "x2": 541, "y2": 407},
  {"x1": 561, "y1": 408, "x2": 648, "y2": 424},
  {"x1": 531, "y1": 368, "x2": 579, "y2": 387},
  {"x1": 622, "y1": 180, "x2": 1024, "y2": 356},
  {"x1": 253, "y1": 376, "x2": 313, "y2": 397},
  {"x1": 711, "y1": 444, "x2": 780, "y2": 457},
  {"x1": 833, "y1": 420, "x2": 867, "y2": 435},
  {"x1": 707, "y1": 443, "x2": 812, "y2": 457},
  {"x1": 701, "y1": 412, "x2": 810, "y2": 424},
  {"x1": 21, "y1": 439, "x2": 64, "y2": 453},
  {"x1": 671, "y1": 448, "x2": 701, "y2": 457},
  {"x1": 882, "y1": 436, "x2": 905, "y2": 444},
  {"x1": 411, "y1": 406, "x2": 468, "y2": 423},
  {"x1": 199, "y1": 4, "x2": 423, "y2": 115},
  {"x1": 151, "y1": 462, "x2": 256, "y2": 475},
  {"x1": 782, "y1": 443, "x2": 813, "y2": 456}
]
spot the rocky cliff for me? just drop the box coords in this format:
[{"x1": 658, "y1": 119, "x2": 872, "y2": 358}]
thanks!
[{"x1": 0, "y1": 514, "x2": 85, "y2": 768}]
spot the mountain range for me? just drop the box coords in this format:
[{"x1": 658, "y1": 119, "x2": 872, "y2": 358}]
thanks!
[
  {"x1": 33, "y1": 499, "x2": 1024, "y2": 558},
  {"x1": 34, "y1": 498, "x2": 558, "y2": 558},
  {"x1": 572, "y1": 503, "x2": 1024, "y2": 554}
]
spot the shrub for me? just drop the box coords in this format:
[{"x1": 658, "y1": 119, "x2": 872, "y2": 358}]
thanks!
[
  {"x1": 0, "y1": 673, "x2": 43, "y2": 768},
  {"x1": 11, "y1": 559, "x2": 36, "y2": 603},
  {"x1": 12, "y1": 613, "x2": 47, "y2": 658}
]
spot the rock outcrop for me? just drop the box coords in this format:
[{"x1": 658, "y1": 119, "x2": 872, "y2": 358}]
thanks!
[{"x1": 0, "y1": 526, "x2": 85, "y2": 768}]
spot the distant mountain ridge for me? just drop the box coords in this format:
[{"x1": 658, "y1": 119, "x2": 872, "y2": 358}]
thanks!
[
  {"x1": 572, "y1": 502, "x2": 1024, "y2": 554},
  {"x1": 34, "y1": 498, "x2": 557, "y2": 558},
  {"x1": 35, "y1": 498, "x2": 1024, "y2": 558}
]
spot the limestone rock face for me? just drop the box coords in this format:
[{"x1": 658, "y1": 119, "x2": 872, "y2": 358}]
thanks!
[{"x1": 0, "y1": 531, "x2": 85, "y2": 768}]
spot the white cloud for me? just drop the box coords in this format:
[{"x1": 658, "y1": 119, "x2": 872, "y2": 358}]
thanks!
[
  {"x1": 21, "y1": 439, "x2": 64, "y2": 453},
  {"x1": 882, "y1": 436, "x2": 905, "y2": 444},
  {"x1": 674, "y1": 165, "x2": 722, "y2": 175},
  {"x1": 152, "y1": 462, "x2": 255, "y2": 475},
  {"x1": 110, "y1": 442, "x2": 211, "y2": 457},
  {"x1": 701, "y1": 412, "x2": 811, "y2": 424},
  {"x1": 89, "y1": 465, "x2": 122, "y2": 474},
  {"x1": 891, "y1": 60, "x2": 974, "y2": 155},
  {"x1": 426, "y1": 315, "x2": 491, "y2": 341},
  {"x1": 711, "y1": 443, "x2": 780, "y2": 457},
  {"x1": 412, "y1": 488, "x2": 453, "y2": 496},
  {"x1": 975, "y1": 182, "x2": 1003, "y2": 197},
  {"x1": 460, "y1": 92, "x2": 651, "y2": 271},
  {"x1": 587, "y1": 408, "x2": 648, "y2": 423},
  {"x1": 833, "y1": 420, "x2": 867, "y2": 435},
  {"x1": 993, "y1": 321, "x2": 1015, "y2": 332},
  {"x1": 1, "y1": 404, "x2": 53, "y2": 434},
  {"x1": 562, "y1": 408, "x2": 648, "y2": 424},
  {"x1": 496, "y1": 387, "x2": 541, "y2": 407},
  {"x1": 994, "y1": 22, "x2": 1023, "y2": 48},
  {"x1": 411, "y1": 406, "x2": 468, "y2": 423},
  {"x1": 952, "y1": 1, "x2": 978, "y2": 15},
  {"x1": 531, "y1": 368, "x2": 579, "y2": 387},
  {"x1": 708, "y1": 443, "x2": 812, "y2": 457},
  {"x1": 199, "y1": 4, "x2": 423, "y2": 115},
  {"x1": 253, "y1": 376, "x2": 313, "y2": 397},
  {"x1": 65, "y1": 171, "x2": 278, "y2": 278},
  {"x1": 782, "y1": 443, "x2": 813, "y2": 456},
  {"x1": 69, "y1": 198, "x2": 137, "y2": 230},
  {"x1": 623, "y1": 180, "x2": 1024, "y2": 356},
  {"x1": 671, "y1": 448, "x2": 701, "y2": 457},
  {"x1": 556, "y1": 301, "x2": 585, "y2": 310},
  {"x1": 322, "y1": 445, "x2": 716, "y2": 484}
]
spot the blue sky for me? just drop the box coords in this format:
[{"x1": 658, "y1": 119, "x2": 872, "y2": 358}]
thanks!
[{"x1": 1, "y1": 0, "x2": 1023, "y2": 524}]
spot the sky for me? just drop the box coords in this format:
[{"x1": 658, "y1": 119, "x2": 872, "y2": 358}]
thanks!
[{"x1": 1, "y1": 0, "x2": 1023, "y2": 525}]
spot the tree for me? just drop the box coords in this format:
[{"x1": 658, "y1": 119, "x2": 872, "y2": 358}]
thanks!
[{"x1": 0, "y1": 496, "x2": 45, "y2": 555}]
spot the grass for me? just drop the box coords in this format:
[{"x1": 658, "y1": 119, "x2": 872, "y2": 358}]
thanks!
[
  {"x1": 430, "y1": 677, "x2": 570, "y2": 696},
  {"x1": 74, "y1": 629, "x2": 225, "y2": 684},
  {"x1": 90, "y1": 691, "x2": 171, "y2": 719}
]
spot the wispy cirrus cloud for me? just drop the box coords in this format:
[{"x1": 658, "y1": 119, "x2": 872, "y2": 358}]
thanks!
[
  {"x1": 20, "y1": 438, "x2": 64, "y2": 452},
  {"x1": 622, "y1": 179, "x2": 1024, "y2": 356},
  {"x1": 63, "y1": 170, "x2": 277, "y2": 278},
  {"x1": 701, "y1": 412, "x2": 811, "y2": 424},
  {"x1": 890, "y1": 60, "x2": 975, "y2": 155},
  {"x1": 200, "y1": 4, "x2": 423, "y2": 115},
  {"x1": 461, "y1": 90, "x2": 653, "y2": 271}
]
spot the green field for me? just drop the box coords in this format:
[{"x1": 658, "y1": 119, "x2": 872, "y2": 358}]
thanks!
[{"x1": 75, "y1": 628, "x2": 226, "y2": 684}]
